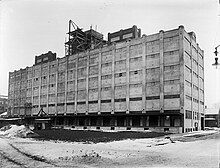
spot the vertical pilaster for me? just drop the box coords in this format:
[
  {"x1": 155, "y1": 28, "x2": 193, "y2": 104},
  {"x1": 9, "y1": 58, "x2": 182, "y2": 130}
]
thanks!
[
  {"x1": 111, "y1": 45, "x2": 116, "y2": 114},
  {"x1": 39, "y1": 65, "x2": 42, "y2": 110},
  {"x1": 31, "y1": 68, "x2": 34, "y2": 116},
  {"x1": 126, "y1": 43, "x2": 130, "y2": 114},
  {"x1": 98, "y1": 51, "x2": 102, "y2": 113},
  {"x1": 196, "y1": 44, "x2": 200, "y2": 126},
  {"x1": 55, "y1": 61, "x2": 58, "y2": 115},
  {"x1": 74, "y1": 55, "x2": 78, "y2": 114},
  {"x1": 202, "y1": 49, "x2": 205, "y2": 114},
  {"x1": 46, "y1": 62, "x2": 50, "y2": 114},
  {"x1": 18, "y1": 71, "x2": 21, "y2": 117},
  {"x1": 140, "y1": 116, "x2": 143, "y2": 126},
  {"x1": 179, "y1": 26, "x2": 185, "y2": 115},
  {"x1": 189, "y1": 31, "x2": 193, "y2": 128},
  {"x1": 142, "y1": 37, "x2": 147, "y2": 114},
  {"x1": 64, "y1": 57, "x2": 68, "y2": 115},
  {"x1": 86, "y1": 53, "x2": 89, "y2": 115},
  {"x1": 159, "y1": 30, "x2": 164, "y2": 113}
]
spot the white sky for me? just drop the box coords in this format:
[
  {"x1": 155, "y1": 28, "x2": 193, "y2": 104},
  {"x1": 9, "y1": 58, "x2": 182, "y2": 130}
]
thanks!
[{"x1": 0, "y1": 0, "x2": 220, "y2": 107}]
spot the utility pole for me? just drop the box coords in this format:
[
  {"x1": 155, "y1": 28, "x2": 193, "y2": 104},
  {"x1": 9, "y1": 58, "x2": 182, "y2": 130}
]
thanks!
[
  {"x1": 213, "y1": 45, "x2": 220, "y2": 68},
  {"x1": 212, "y1": 45, "x2": 220, "y2": 127}
]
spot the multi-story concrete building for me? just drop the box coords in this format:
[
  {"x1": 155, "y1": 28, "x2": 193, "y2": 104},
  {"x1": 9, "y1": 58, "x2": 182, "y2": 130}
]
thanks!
[{"x1": 8, "y1": 25, "x2": 204, "y2": 133}]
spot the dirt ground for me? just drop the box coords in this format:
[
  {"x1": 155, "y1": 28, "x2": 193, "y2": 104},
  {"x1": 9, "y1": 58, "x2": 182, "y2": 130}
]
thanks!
[{"x1": 0, "y1": 127, "x2": 219, "y2": 168}]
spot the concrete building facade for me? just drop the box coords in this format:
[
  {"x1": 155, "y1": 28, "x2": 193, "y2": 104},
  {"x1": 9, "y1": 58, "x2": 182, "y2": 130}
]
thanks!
[{"x1": 8, "y1": 25, "x2": 204, "y2": 133}]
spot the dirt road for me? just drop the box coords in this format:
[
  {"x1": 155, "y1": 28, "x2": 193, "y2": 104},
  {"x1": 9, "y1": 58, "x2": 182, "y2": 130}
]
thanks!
[{"x1": 0, "y1": 137, "x2": 63, "y2": 168}]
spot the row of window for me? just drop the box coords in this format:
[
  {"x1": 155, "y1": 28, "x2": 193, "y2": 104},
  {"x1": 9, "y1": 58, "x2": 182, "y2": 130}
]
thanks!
[
  {"x1": 185, "y1": 95, "x2": 204, "y2": 104},
  {"x1": 10, "y1": 77, "x2": 184, "y2": 95},
  {"x1": 185, "y1": 110, "x2": 200, "y2": 120},
  {"x1": 185, "y1": 65, "x2": 204, "y2": 79},
  {"x1": 11, "y1": 62, "x2": 184, "y2": 86}
]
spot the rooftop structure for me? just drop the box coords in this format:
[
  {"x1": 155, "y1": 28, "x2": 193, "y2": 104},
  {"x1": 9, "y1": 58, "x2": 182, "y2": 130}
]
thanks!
[
  {"x1": 65, "y1": 20, "x2": 106, "y2": 56},
  {"x1": 108, "y1": 25, "x2": 141, "y2": 43},
  {"x1": 35, "y1": 51, "x2": 57, "y2": 65}
]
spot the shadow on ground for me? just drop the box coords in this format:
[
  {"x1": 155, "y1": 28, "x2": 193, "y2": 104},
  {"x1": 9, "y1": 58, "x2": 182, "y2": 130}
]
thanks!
[{"x1": 34, "y1": 129, "x2": 170, "y2": 143}]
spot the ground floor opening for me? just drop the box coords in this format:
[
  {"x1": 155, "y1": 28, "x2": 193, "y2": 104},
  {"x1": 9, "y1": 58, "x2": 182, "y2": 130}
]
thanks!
[{"x1": 23, "y1": 113, "x2": 184, "y2": 133}]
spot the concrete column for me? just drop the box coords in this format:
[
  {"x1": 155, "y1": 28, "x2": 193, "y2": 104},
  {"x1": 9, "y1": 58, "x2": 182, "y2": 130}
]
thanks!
[
  {"x1": 100, "y1": 117, "x2": 103, "y2": 126},
  {"x1": 189, "y1": 29, "x2": 193, "y2": 129},
  {"x1": 64, "y1": 57, "x2": 68, "y2": 115},
  {"x1": 159, "y1": 30, "x2": 164, "y2": 113},
  {"x1": 129, "y1": 117, "x2": 132, "y2": 126},
  {"x1": 115, "y1": 118, "x2": 117, "y2": 126},
  {"x1": 86, "y1": 52, "x2": 89, "y2": 115},
  {"x1": 46, "y1": 62, "x2": 50, "y2": 114},
  {"x1": 140, "y1": 116, "x2": 143, "y2": 126},
  {"x1": 179, "y1": 25, "x2": 185, "y2": 117},
  {"x1": 31, "y1": 68, "x2": 34, "y2": 116},
  {"x1": 124, "y1": 118, "x2": 127, "y2": 127},
  {"x1": 111, "y1": 45, "x2": 116, "y2": 114},
  {"x1": 158, "y1": 116, "x2": 160, "y2": 127},
  {"x1": 39, "y1": 65, "x2": 42, "y2": 109},
  {"x1": 76, "y1": 117, "x2": 79, "y2": 126},
  {"x1": 19, "y1": 71, "x2": 22, "y2": 117},
  {"x1": 126, "y1": 43, "x2": 130, "y2": 114},
  {"x1": 125, "y1": 117, "x2": 129, "y2": 126},
  {"x1": 74, "y1": 55, "x2": 78, "y2": 114},
  {"x1": 146, "y1": 116, "x2": 150, "y2": 126},
  {"x1": 196, "y1": 43, "x2": 201, "y2": 129},
  {"x1": 98, "y1": 50, "x2": 102, "y2": 113},
  {"x1": 142, "y1": 37, "x2": 147, "y2": 114},
  {"x1": 55, "y1": 61, "x2": 58, "y2": 116},
  {"x1": 87, "y1": 117, "x2": 91, "y2": 126}
]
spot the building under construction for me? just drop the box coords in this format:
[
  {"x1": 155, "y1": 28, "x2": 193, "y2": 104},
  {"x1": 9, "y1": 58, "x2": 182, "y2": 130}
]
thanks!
[
  {"x1": 7, "y1": 22, "x2": 205, "y2": 133},
  {"x1": 65, "y1": 20, "x2": 106, "y2": 56}
]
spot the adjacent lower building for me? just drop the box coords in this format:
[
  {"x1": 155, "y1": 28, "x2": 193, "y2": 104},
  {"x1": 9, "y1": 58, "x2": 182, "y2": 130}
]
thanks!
[
  {"x1": 0, "y1": 95, "x2": 8, "y2": 114},
  {"x1": 205, "y1": 107, "x2": 220, "y2": 127},
  {"x1": 7, "y1": 25, "x2": 204, "y2": 133}
]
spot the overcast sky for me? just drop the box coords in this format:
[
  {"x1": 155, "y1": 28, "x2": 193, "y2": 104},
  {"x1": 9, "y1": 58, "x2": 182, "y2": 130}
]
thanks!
[{"x1": 0, "y1": 0, "x2": 220, "y2": 107}]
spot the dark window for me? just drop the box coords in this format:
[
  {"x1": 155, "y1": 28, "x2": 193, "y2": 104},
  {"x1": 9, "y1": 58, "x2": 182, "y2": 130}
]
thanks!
[
  {"x1": 164, "y1": 94, "x2": 180, "y2": 99},
  {"x1": 129, "y1": 97, "x2": 142, "y2": 101},
  {"x1": 57, "y1": 103, "x2": 65, "y2": 106},
  {"x1": 77, "y1": 101, "x2": 86, "y2": 105},
  {"x1": 146, "y1": 96, "x2": 160, "y2": 100},
  {"x1": 115, "y1": 98, "x2": 126, "y2": 102},
  {"x1": 186, "y1": 110, "x2": 192, "y2": 119},
  {"x1": 88, "y1": 100, "x2": 98, "y2": 104},
  {"x1": 101, "y1": 99, "x2": 111, "y2": 103}
]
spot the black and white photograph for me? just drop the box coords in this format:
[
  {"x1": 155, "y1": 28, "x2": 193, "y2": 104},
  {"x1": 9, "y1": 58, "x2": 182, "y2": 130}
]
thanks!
[{"x1": 0, "y1": 0, "x2": 220, "y2": 167}]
